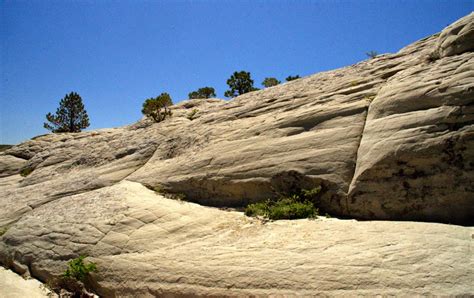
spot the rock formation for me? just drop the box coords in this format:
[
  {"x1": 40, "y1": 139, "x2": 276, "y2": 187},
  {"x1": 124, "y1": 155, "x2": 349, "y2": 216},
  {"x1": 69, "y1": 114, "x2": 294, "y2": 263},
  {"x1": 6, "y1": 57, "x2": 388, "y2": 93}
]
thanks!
[{"x1": 0, "y1": 13, "x2": 473, "y2": 296}]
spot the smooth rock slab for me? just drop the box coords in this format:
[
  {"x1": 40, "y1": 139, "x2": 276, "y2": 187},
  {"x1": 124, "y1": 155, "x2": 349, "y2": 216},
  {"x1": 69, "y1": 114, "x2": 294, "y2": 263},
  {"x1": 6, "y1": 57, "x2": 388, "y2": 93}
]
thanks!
[{"x1": 1, "y1": 181, "x2": 472, "y2": 296}]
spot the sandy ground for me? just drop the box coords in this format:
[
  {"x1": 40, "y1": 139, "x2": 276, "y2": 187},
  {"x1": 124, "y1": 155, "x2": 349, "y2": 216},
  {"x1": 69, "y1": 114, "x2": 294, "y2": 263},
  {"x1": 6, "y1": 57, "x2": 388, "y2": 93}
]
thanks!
[{"x1": 0, "y1": 267, "x2": 56, "y2": 298}]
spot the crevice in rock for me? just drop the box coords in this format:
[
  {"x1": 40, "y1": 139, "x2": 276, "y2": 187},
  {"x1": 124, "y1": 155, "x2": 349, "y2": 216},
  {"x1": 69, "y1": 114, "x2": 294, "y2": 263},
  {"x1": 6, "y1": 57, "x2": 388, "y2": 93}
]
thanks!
[
  {"x1": 120, "y1": 142, "x2": 160, "y2": 182},
  {"x1": 345, "y1": 94, "x2": 377, "y2": 214}
]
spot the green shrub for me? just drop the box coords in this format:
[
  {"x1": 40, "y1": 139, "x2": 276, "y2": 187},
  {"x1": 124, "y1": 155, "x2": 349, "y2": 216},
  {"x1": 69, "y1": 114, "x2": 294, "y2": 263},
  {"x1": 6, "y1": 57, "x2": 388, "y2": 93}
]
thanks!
[
  {"x1": 285, "y1": 75, "x2": 300, "y2": 81},
  {"x1": 267, "y1": 198, "x2": 317, "y2": 220},
  {"x1": 188, "y1": 87, "x2": 216, "y2": 99},
  {"x1": 20, "y1": 167, "x2": 34, "y2": 177},
  {"x1": 64, "y1": 256, "x2": 97, "y2": 282},
  {"x1": 245, "y1": 187, "x2": 322, "y2": 220},
  {"x1": 245, "y1": 200, "x2": 270, "y2": 217},
  {"x1": 262, "y1": 77, "x2": 280, "y2": 88},
  {"x1": 142, "y1": 93, "x2": 173, "y2": 122}
]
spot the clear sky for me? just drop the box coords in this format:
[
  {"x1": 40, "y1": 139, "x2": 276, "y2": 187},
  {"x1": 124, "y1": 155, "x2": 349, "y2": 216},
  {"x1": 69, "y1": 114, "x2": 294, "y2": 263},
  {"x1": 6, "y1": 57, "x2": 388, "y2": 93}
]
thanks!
[{"x1": 1, "y1": 1, "x2": 472, "y2": 144}]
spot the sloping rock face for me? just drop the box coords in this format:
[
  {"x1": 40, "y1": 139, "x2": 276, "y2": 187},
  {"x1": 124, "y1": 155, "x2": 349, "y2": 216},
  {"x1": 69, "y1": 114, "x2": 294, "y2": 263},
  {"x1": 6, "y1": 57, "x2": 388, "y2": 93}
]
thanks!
[
  {"x1": 1, "y1": 14, "x2": 473, "y2": 225},
  {"x1": 0, "y1": 13, "x2": 473, "y2": 296}
]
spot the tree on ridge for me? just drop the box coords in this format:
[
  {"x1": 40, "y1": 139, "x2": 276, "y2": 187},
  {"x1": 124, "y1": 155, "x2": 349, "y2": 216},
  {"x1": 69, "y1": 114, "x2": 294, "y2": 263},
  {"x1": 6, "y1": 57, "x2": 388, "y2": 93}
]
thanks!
[
  {"x1": 262, "y1": 77, "x2": 281, "y2": 88},
  {"x1": 44, "y1": 92, "x2": 90, "y2": 133},
  {"x1": 188, "y1": 87, "x2": 216, "y2": 99},
  {"x1": 224, "y1": 71, "x2": 259, "y2": 98},
  {"x1": 142, "y1": 92, "x2": 173, "y2": 122}
]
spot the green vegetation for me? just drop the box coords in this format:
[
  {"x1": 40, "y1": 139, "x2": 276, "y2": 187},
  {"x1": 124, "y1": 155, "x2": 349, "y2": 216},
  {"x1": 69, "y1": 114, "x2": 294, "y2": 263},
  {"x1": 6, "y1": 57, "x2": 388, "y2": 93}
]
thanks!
[
  {"x1": 188, "y1": 87, "x2": 216, "y2": 99},
  {"x1": 44, "y1": 92, "x2": 90, "y2": 133},
  {"x1": 366, "y1": 50, "x2": 378, "y2": 59},
  {"x1": 20, "y1": 167, "x2": 34, "y2": 177},
  {"x1": 224, "y1": 71, "x2": 259, "y2": 98},
  {"x1": 285, "y1": 75, "x2": 300, "y2": 81},
  {"x1": 142, "y1": 93, "x2": 173, "y2": 122},
  {"x1": 187, "y1": 109, "x2": 199, "y2": 121},
  {"x1": 64, "y1": 256, "x2": 97, "y2": 282},
  {"x1": 245, "y1": 186, "x2": 322, "y2": 220},
  {"x1": 45, "y1": 256, "x2": 97, "y2": 296},
  {"x1": 262, "y1": 77, "x2": 280, "y2": 88}
]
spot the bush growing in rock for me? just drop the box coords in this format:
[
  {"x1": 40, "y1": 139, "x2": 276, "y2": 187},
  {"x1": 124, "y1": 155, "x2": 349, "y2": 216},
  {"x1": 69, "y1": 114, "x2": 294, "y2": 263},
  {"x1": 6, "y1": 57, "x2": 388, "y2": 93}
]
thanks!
[
  {"x1": 64, "y1": 255, "x2": 97, "y2": 282},
  {"x1": 46, "y1": 256, "x2": 98, "y2": 296},
  {"x1": 142, "y1": 93, "x2": 173, "y2": 122},
  {"x1": 262, "y1": 77, "x2": 280, "y2": 88},
  {"x1": 188, "y1": 87, "x2": 216, "y2": 99},
  {"x1": 245, "y1": 186, "x2": 322, "y2": 220},
  {"x1": 285, "y1": 75, "x2": 300, "y2": 81},
  {"x1": 20, "y1": 167, "x2": 34, "y2": 177}
]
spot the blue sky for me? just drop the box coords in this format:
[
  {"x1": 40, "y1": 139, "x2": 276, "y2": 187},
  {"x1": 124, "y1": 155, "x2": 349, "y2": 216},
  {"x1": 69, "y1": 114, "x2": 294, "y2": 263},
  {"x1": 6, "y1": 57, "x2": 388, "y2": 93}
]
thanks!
[{"x1": 1, "y1": 1, "x2": 472, "y2": 144}]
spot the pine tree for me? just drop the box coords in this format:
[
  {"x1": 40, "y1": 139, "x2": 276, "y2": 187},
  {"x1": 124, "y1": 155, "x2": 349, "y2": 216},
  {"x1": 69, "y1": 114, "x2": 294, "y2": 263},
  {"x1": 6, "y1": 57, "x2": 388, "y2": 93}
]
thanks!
[
  {"x1": 224, "y1": 71, "x2": 259, "y2": 98},
  {"x1": 44, "y1": 92, "x2": 90, "y2": 133}
]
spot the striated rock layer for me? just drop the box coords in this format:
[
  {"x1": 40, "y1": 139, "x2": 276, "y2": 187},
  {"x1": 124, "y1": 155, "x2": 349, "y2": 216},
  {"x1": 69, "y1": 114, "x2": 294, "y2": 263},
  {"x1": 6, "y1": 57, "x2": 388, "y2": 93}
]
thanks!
[{"x1": 1, "y1": 13, "x2": 473, "y2": 296}]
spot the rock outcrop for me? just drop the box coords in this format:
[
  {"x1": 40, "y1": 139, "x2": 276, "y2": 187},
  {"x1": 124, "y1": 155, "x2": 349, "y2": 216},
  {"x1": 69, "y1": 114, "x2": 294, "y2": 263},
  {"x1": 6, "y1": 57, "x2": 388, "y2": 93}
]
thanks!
[{"x1": 1, "y1": 12, "x2": 473, "y2": 296}]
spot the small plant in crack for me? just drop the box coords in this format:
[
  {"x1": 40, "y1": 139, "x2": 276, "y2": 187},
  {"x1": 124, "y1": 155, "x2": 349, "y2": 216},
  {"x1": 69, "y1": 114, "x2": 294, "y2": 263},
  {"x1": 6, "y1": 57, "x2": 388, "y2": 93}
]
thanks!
[
  {"x1": 45, "y1": 256, "x2": 98, "y2": 297},
  {"x1": 20, "y1": 166, "x2": 34, "y2": 177},
  {"x1": 63, "y1": 256, "x2": 97, "y2": 282}
]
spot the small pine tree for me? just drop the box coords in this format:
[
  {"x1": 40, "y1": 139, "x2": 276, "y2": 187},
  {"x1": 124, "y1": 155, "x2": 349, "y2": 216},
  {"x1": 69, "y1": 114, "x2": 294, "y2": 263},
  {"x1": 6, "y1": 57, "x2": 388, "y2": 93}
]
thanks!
[
  {"x1": 44, "y1": 92, "x2": 90, "y2": 133},
  {"x1": 188, "y1": 87, "x2": 216, "y2": 99},
  {"x1": 142, "y1": 93, "x2": 173, "y2": 122},
  {"x1": 224, "y1": 71, "x2": 259, "y2": 98},
  {"x1": 262, "y1": 77, "x2": 280, "y2": 88},
  {"x1": 285, "y1": 75, "x2": 300, "y2": 81}
]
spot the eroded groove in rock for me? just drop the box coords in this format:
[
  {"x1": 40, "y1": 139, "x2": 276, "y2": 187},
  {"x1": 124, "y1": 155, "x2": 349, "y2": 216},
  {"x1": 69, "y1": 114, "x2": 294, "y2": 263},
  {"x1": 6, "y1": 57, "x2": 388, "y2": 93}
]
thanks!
[{"x1": 348, "y1": 16, "x2": 474, "y2": 224}]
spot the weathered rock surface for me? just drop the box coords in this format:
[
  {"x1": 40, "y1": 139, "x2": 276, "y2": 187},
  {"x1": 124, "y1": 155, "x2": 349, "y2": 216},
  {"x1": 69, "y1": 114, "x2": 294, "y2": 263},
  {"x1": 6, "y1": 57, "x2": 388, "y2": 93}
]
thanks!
[
  {"x1": 1, "y1": 181, "x2": 473, "y2": 296},
  {"x1": 0, "y1": 13, "x2": 473, "y2": 296}
]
